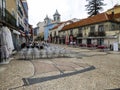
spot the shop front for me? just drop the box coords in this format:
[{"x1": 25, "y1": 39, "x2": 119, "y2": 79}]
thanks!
[{"x1": 0, "y1": 26, "x2": 14, "y2": 62}]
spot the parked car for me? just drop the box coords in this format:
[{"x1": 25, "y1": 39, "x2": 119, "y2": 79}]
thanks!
[
  {"x1": 79, "y1": 44, "x2": 87, "y2": 47},
  {"x1": 97, "y1": 45, "x2": 107, "y2": 49},
  {"x1": 87, "y1": 44, "x2": 96, "y2": 47}
]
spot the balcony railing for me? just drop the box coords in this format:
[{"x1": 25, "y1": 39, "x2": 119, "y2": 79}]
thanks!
[
  {"x1": 97, "y1": 31, "x2": 106, "y2": 36},
  {"x1": 0, "y1": 8, "x2": 16, "y2": 27},
  {"x1": 88, "y1": 32, "x2": 97, "y2": 37},
  {"x1": 19, "y1": 24, "x2": 24, "y2": 31},
  {"x1": 77, "y1": 33, "x2": 83, "y2": 37},
  {"x1": 88, "y1": 31, "x2": 106, "y2": 37},
  {"x1": 18, "y1": 6, "x2": 23, "y2": 17},
  {"x1": 0, "y1": 8, "x2": 2, "y2": 20}
]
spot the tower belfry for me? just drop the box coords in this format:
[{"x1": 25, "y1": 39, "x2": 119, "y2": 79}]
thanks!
[
  {"x1": 53, "y1": 10, "x2": 61, "y2": 23},
  {"x1": 44, "y1": 15, "x2": 49, "y2": 25}
]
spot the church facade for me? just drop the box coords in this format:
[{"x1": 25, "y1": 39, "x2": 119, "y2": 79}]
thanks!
[{"x1": 44, "y1": 10, "x2": 61, "y2": 41}]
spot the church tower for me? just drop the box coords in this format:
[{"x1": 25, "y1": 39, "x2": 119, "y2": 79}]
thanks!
[
  {"x1": 44, "y1": 15, "x2": 49, "y2": 25},
  {"x1": 53, "y1": 10, "x2": 61, "y2": 23}
]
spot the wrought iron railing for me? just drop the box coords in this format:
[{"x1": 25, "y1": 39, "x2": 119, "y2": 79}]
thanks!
[
  {"x1": 77, "y1": 33, "x2": 83, "y2": 37},
  {"x1": 0, "y1": 8, "x2": 2, "y2": 20},
  {"x1": 88, "y1": 31, "x2": 106, "y2": 37},
  {"x1": 88, "y1": 32, "x2": 97, "y2": 37},
  {"x1": 97, "y1": 31, "x2": 106, "y2": 36},
  {"x1": 19, "y1": 24, "x2": 24, "y2": 31},
  {"x1": 18, "y1": 6, "x2": 23, "y2": 17}
]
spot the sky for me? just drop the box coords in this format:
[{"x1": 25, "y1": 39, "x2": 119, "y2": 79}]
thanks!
[{"x1": 27, "y1": 0, "x2": 120, "y2": 27}]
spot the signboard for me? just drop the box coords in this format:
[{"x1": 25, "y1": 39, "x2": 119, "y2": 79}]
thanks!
[{"x1": 113, "y1": 42, "x2": 118, "y2": 51}]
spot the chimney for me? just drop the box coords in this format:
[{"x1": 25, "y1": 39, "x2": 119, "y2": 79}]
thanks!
[{"x1": 111, "y1": 11, "x2": 114, "y2": 20}]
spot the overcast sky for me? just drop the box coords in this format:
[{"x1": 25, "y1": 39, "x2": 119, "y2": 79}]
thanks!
[{"x1": 27, "y1": 0, "x2": 120, "y2": 27}]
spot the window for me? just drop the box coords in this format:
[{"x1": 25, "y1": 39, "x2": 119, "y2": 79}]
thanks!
[
  {"x1": 70, "y1": 29, "x2": 73, "y2": 35},
  {"x1": 86, "y1": 26, "x2": 88, "y2": 29},
  {"x1": 57, "y1": 17, "x2": 59, "y2": 21},
  {"x1": 105, "y1": 25, "x2": 108, "y2": 30},
  {"x1": 2, "y1": 0, "x2": 6, "y2": 17},
  {"x1": 98, "y1": 25, "x2": 104, "y2": 32},
  {"x1": 54, "y1": 31, "x2": 56, "y2": 36},
  {"x1": 79, "y1": 27, "x2": 82, "y2": 30},
  {"x1": 78, "y1": 27, "x2": 82, "y2": 34},
  {"x1": 45, "y1": 20, "x2": 46, "y2": 24},
  {"x1": 90, "y1": 26, "x2": 95, "y2": 32},
  {"x1": 3, "y1": 0, "x2": 6, "y2": 9},
  {"x1": 84, "y1": 27, "x2": 86, "y2": 30},
  {"x1": 111, "y1": 24, "x2": 115, "y2": 30},
  {"x1": 54, "y1": 17, "x2": 56, "y2": 21},
  {"x1": 0, "y1": 0, "x2": 2, "y2": 8},
  {"x1": 12, "y1": 10, "x2": 15, "y2": 17}
]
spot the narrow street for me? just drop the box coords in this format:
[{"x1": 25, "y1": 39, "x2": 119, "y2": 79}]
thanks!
[{"x1": 0, "y1": 45, "x2": 120, "y2": 90}]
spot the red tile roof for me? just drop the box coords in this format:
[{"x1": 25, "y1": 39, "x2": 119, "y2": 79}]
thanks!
[
  {"x1": 61, "y1": 13, "x2": 110, "y2": 31},
  {"x1": 50, "y1": 23, "x2": 63, "y2": 30},
  {"x1": 50, "y1": 20, "x2": 73, "y2": 30},
  {"x1": 61, "y1": 12, "x2": 120, "y2": 31},
  {"x1": 108, "y1": 13, "x2": 120, "y2": 20}
]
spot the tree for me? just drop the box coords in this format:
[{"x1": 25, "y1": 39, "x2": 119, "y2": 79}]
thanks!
[{"x1": 85, "y1": 0, "x2": 106, "y2": 17}]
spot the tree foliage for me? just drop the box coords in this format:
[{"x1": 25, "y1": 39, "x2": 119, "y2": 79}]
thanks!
[{"x1": 85, "y1": 0, "x2": 106, "y2": 17}]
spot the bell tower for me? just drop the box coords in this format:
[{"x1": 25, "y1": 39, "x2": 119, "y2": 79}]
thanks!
[
  {"x1": 44, "y1": 15, "x2": 49, "y2": 25},
  {"x1": 53, "y1": 10, "x2": 61, "y2": 23}
]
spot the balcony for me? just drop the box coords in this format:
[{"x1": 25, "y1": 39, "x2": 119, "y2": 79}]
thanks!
[
  {"x1": 19, "y1": 24, "x2": 24, "y2": 31},
  {"x1": 97, "y1": 31, "x2": 106, "y2": 36},
  {"x1": 77, "y1": 33, "x2": 83, "y2": 37},
  {"x1": 0, "y1": 8, "x2": 2, "y2": 20},
  {"x1": 0, "y1": 8, "x2": 16, "y2": 27},
  {"x1": 88, "y1": 31, "x2": 106, "y2": 37},
  {"x1": 88, "y1": 32, "x2": 97, "y2": 37},
  {"x1": 18, "y1": 6, "x2": 23, "y2": 17}
]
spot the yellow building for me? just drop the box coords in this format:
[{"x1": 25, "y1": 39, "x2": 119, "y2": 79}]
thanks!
[
  {"x1": 60, "y1": 12, "x2": 120, "y2": 47},
  {"x1": 107, "y1": 5, "x2": 120, "y2": 15},
  {"x1": 106, "y1": 5, "x2": 120, "y2": 44},
  {"x1": 6, "y1": 0, "x2": 16, "y2": 18}
]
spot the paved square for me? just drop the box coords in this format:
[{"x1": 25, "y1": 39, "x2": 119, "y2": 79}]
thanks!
[{"x1": 0, "y1": 45, "x2": 120, "y2": 90}]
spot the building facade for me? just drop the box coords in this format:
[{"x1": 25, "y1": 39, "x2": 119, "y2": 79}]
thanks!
[
  {"x1": 59, "y1": 11, "x2": 120, "y2": 47},
  {"x1": 0, "y1": 0, "x2": 29, "y2": 51},
  {"x1": 37, "y1": 21, "x2": 45, "y2": 41},
  {"x1": 44, "y1": 10, "x2": 61, "y2": 41},
  {"x1": 49, "y1": 20, "x2": 74, "y2": 44}
]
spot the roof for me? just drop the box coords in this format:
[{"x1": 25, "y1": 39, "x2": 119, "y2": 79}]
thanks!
[
  {"x1": 50, "y1": 20, "x2": 74, "y2": 31},
  {"x1": 50, "y1": 23, "x2": 63, "y2": 30},
  {"x1": 61, "y1": 13, "x2": 110, "y2": 31},
  {"x1": 108, "y1": 12, "x2": 120, "y2": 20},
  {"x1": 107, "y1": 4, "x2": 120, "y2": 12},
  {"x1": 53, "y1": 10, "x2": 60, "y2": 16},
  {"x1": 44, "y1": 15, "x2": 49, "y2": 20}
]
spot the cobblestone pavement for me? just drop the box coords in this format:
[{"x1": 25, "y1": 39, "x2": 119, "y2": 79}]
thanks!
[{"x1": 0, "y1": 45, "x2": 120, "y2": 90}]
